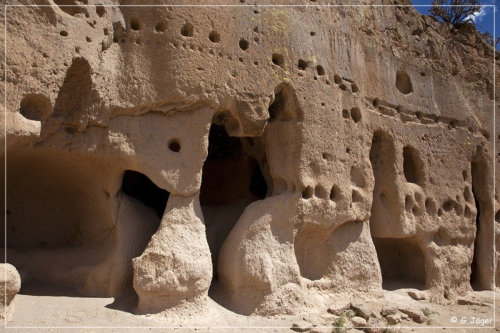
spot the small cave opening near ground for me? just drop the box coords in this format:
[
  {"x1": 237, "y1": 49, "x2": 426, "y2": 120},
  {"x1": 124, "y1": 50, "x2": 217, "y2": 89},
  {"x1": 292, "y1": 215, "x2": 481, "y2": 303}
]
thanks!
[
  {"x1": 200, "y1": 123, "x2": 269, "y2": 288},
  {"x1": 372, "y1": 237, "x2": 426, "y2": 290}
]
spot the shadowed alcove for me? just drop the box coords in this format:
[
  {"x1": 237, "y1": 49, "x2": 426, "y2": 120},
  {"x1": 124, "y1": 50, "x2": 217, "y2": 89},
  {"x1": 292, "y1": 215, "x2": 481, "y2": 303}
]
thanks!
[
  {"x1": 121, "y1": 170, "x2": 170, "y2": 219},
  {"x1": 200, "y1": 123, "x2": 269, "y2": 282}
]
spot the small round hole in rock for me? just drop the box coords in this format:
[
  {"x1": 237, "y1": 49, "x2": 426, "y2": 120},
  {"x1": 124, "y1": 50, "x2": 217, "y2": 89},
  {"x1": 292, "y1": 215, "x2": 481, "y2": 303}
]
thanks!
[
  {"x1": 209, "y1": 30, "x2": 220, "y2": 43},
  {"x1": 155, "y1": 21, "x2": 167, "y2": 32},
  {"x1": 442, "y1": 200, "x2": 454, "y2": 212},
  {"x1": 60, "y1": 30, "x2": 68, "y2": 37},
  {"x1": 96, "y1": 5, "x2": 105, "y2": 17},
  {"x1": 316, "y1": 65, "x2": 325, "y2": 76},
  {"x1": 181, "y1": 22, "x2": 193, "y2": 37},
  {"x1": 350, "y1": 108, "x2": 361, "y2": 123},
  {"x1": 302, "y1": 186, "x2": 314, "y2": 199},
  {"x1": 373, "y1": 98, "x2": 380, "y2": 107},
  {"x1": 298, "y1": 59, "x2": 308, "y2": 70},
  {"x1": 395, "y1": 70, "x2": 413, "y2": 94},
  {"x1": 130, "y1": 18, "x2": 141, "y2": 31},
  {"x1": 86, "y1": 36, "x2": 92, "y2": 42},
  {"x1": 329, "y1": 185, "x2": 339, "y2": 201},
  {"x1": 168, "y1": 139, "x2": 181, "y2": 152},
  {"x1": 333, "y1": 74, "x2": 342, "y2": 84},
  {"x1": 271, "y1": 53, "x2": 284, "y2": 67},
  {"x1": 342, "y1": 109, "x2": 350, "y2": 119},
  {"x1": 425, "y1": 198, "x2": 437, "y2": 214},
  {"x1": 351, "y1": 83, "x2": 359, "y2": 93},
  {"x1": 239, "y1": 39, "x2": 249, "y2": 50}
]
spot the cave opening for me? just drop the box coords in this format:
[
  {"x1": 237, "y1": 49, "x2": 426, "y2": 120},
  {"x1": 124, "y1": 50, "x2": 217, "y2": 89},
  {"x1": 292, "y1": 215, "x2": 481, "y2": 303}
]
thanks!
[
  {"x1": 3, "y1": 151, "x2": 169, "y2": 298},
  {"x1": 369, "y1": 132, "x2": 426, "y2": 290},
  {"x1": 469, "y1": 152, "x2": 493, "y2": 291},
  {"x1": 3, "y1": 150, "x2": 118, "y2": 296},
  {"x1": 373, "y1": 237, "x2": 426, "y2": 290},
  {"x1": 402, "y1": 146, "x2": 424, "y2": 185},
  {"x1": 470, "y1": 177, "x2": 480, "y2": 290},
  {"x1": 121, "y1": 170, "x2": 170, "y2": 219},
  {"x1": 200, "y1": 123, "x2": 268, "y2": 284}
]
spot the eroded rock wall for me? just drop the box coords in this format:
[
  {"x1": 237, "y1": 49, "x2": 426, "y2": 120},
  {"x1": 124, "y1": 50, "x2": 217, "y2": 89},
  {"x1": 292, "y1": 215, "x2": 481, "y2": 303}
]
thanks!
[{"x1": 0, "y1": 0, "x2": 497, "y2": 316}]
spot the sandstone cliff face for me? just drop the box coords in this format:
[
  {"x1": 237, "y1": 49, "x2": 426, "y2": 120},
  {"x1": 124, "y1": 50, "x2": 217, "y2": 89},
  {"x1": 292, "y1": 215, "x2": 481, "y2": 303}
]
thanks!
[{"x1": 0, "y1": 0, "x2": 497, "y2": 316}]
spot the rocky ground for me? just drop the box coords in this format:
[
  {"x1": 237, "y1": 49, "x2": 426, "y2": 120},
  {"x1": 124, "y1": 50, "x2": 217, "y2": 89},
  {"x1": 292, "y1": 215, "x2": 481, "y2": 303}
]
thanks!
[{"x1": 4, "y1": 283, "x2": 497, "y2": 332}]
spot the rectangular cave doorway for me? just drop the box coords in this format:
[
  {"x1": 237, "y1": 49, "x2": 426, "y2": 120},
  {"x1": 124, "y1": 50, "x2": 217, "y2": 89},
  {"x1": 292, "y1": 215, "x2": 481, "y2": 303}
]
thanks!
[
  {"x1": 372, "y1": 237, "x2": 426, "y2": 290},
  {"x1": 200, "y1": 123, "x2": 269, "y2": 288}
]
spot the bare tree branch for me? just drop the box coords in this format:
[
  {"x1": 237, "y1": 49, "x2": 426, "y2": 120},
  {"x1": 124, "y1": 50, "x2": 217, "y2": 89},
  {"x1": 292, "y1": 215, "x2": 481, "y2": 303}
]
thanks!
[{"x1": 430, "y1": 0, "x2": 482, "y2": 27}]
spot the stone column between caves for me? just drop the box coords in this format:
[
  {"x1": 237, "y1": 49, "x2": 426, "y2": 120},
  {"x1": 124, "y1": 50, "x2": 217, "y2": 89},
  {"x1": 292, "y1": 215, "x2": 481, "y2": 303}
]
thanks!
[{"x1": 132, "y1": 194, "x2": 212, "y2": 314}]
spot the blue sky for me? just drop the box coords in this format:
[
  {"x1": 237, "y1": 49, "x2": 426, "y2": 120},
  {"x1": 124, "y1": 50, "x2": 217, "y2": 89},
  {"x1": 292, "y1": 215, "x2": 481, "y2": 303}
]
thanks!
[{"x1": 411, "y1": 0, "x2": 498, "y2": 47}]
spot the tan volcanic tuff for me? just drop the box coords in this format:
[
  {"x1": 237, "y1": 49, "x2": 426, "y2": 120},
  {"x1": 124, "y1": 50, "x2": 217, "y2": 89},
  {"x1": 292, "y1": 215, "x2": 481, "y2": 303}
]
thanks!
[{"x1": 0, "y1": 0, "x2": 498, "y2": 325}]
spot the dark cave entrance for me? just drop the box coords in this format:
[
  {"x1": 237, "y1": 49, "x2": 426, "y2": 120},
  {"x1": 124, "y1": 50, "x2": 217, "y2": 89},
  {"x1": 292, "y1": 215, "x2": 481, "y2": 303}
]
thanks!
[
  {"x1": 372, "y1": 237, "x2": 426, "y2": 290},
  {"x1": 469, "y1": 152, "x2": 492, "y2": 291},
  {"x1": 200, "y1": 123, "x2": 268, "y2": 282},
  {"x1": 369, "y1": 131, "x2": 425, "y2": 290},
  {"x1": 470, "y1": 182, "x2": 480, "y2": 290},
  {"x1": 122, "y1": 170, "x2": 170, "y2": 219}
]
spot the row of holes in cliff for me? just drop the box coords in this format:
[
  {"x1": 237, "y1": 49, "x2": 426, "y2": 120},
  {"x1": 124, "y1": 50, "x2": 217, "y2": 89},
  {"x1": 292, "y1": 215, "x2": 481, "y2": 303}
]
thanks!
[
  {"x1": 95, "y1": 13, "x2": 375, "y2": 96},
  {"x1": 58, "y1": 6, "x2": 415, "y2": 103},
  {"x1": 115, "y1": 16, "x2": 326, "y2": 72}
]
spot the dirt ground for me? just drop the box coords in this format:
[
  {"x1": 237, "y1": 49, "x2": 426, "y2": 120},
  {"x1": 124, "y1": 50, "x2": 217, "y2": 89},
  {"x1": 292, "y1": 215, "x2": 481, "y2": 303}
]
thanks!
[{"x1": 3, "y1": 281, "x2": 498, "y2": 332}]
